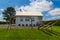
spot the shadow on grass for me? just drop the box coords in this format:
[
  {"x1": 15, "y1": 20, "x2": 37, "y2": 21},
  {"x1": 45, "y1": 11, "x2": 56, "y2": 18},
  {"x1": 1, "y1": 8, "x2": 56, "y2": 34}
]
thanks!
[
  {"x1": 45, "y1": 29, "x2": 58, "y2": 36},
  {"x1": 39, "y1": 29, "x2": 53, "y2": 36},
  {"x1": 46, "y1": 29, "x2": 60, "y2": 36},
  {"x1": 39, "y1": 28, "x2": 60, "y2": 37}
]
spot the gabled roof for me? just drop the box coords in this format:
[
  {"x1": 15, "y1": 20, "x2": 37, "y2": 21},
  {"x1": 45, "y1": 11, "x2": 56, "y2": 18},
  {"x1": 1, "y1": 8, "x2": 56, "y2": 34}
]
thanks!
[{"x1": 16, "y1": 11, "x2": 43, "y2": 16}]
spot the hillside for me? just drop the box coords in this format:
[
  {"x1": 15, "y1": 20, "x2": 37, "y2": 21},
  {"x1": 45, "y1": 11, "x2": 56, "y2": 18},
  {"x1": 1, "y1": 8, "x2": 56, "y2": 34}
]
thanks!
[{"x1": 43, "y1": 20, "x2": 60, "y2": 26}]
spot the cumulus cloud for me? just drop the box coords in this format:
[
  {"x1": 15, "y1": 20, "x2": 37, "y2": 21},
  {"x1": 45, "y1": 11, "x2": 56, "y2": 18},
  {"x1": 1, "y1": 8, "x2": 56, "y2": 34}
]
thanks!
[
  {"x1": 45, "y1": 16, "x2": 60, "y2": 20},
  {"x1": 15, "y1": 0, "x2": 60, "y2": 20},
  {"x1": 0, "y1": 9, "x2": 4, "y2": 12},
  {"x1": 46, "y1": 8, "x2": 60, "y2": 20},
  {"x1": 15, "y1": 0, "x2": 53, "y2": 12},
  {"x1": 48, "y1": 8, "x2": 60, "y2": 16}
]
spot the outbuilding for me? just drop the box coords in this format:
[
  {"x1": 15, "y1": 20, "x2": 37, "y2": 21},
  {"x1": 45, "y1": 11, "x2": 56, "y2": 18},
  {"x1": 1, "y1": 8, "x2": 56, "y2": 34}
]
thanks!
[{"x1": 15, "y1": 11, "x2": 43, "y2": 27}]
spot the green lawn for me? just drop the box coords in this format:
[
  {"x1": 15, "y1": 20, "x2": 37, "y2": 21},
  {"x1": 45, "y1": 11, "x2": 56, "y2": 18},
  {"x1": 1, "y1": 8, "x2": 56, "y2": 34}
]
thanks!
[{"x1": 0, "y1": 26, "x2": 60, "y2": 40}]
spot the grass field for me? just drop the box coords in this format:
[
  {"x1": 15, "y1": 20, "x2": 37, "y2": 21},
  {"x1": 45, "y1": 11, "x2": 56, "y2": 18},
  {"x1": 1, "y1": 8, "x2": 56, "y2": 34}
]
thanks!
[{"x1": 0, "y1": 26, "x2": 60, "y2": 40}]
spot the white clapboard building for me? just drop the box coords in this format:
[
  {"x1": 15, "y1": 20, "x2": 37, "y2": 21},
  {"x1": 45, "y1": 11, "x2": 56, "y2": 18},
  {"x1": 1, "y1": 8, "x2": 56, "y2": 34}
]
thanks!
[{"x1": 15, "y1": 11, "x2": 43, "y2": 27}]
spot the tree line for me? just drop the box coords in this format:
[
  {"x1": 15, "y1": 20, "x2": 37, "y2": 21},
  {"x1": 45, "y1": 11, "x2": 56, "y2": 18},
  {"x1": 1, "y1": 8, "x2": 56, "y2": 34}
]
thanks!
[{"x1": 43, "y1": 20, "x2": 60, "y2": 26}]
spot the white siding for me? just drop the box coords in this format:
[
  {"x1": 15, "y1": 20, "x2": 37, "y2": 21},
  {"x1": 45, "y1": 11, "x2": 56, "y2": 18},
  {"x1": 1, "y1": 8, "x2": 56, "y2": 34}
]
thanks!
[{"x1": 16, "y1": 16, "x2": 42, "y2": 27}]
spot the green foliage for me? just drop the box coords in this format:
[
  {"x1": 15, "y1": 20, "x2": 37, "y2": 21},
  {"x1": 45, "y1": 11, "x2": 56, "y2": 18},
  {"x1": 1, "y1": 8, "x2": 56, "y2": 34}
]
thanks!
[
  {"x1": 2, "y1": 7, "x2": 16, "y2": 23},
  {"x1": 0, "y1": 21, "x2": 7, "y2": 24}
]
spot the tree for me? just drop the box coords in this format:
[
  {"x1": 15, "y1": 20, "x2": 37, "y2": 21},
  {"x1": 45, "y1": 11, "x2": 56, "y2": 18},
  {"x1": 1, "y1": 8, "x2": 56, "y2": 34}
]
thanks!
[{"x1": 2, "y1": 7, "x2": 16, "y2": 29}]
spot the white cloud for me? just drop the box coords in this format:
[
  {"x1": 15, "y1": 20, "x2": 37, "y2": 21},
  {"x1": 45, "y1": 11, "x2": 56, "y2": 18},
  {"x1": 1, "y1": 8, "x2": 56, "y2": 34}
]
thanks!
[
  {"x1": 0, "y1": 13, "x2": 4, "y2": 21},
  {"x1": 48, "y1": 8, "x2": 60, "y2": 16},
  {"x1": 0, "y1": 9, "x2": 4, "y2": 12},
  {"x1": 45, "y1": 16, "x2": 60, "y2": 20},
  {"x1": 16, "y1": 0, "x2": 60, "y2": 20},
  {"x1": 15, "y1": 0, "x2": 53, "y2": 12}
]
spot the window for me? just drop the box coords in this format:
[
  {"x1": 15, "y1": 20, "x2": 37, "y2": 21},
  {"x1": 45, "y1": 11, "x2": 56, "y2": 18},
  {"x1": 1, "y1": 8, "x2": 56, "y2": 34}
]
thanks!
[
  {"x1": 33, "y1": 24, "x2": 35, "y2": 26},
  {"x1": 26, "y1": 24, "x2": 28, "y2": 26},
  {"x1": 36, "y1": 22, "x2": 40, "y2": 26},
  {"x1": 22, "y1": 24, "x2": 24, "y2": 26},
  {"x1": 20, "y1": 19, "x2": 23, "y2": 21},
  {"x1": 20, "y1": 17, "x2": 23, "y2": 21},
  {"x1": 32, "y1": 18, "x2": 35, "y2": 21},
  {"x1": 25, "y1": 17, "x2": 30, "y2": 21},
  {"x1": 30, "y1": 24, "x2": 32, "y2": 26},
  {"x1": 18, "y1": 24, "x2": 20, "y2": 26}
]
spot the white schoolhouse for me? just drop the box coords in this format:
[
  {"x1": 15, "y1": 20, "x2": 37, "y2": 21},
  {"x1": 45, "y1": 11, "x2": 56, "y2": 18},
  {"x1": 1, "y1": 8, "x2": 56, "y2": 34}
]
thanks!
[{"x1": 15, "y1": 11, "x2": 43, "y2": 27}]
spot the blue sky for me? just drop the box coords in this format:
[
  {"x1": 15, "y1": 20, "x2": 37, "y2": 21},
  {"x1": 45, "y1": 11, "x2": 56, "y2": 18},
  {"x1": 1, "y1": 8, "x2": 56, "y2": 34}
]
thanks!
[
  {"x1": 0, "y1": 0, "x2": 30, "y2": 9},
  {"x1": 0, "y1": 0, "x2": 60, "y2": 21}
]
